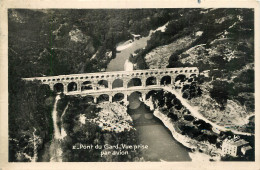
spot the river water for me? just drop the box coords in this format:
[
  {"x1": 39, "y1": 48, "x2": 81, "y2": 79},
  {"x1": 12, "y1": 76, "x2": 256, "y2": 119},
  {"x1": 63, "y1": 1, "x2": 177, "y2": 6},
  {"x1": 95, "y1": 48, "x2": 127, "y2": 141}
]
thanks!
[
  {"x1": 106, "y1": 34, "x2": 151, "y2": 71},
  {"x1": 106, "y1": 29, "x2": 191, "y2": 161}
]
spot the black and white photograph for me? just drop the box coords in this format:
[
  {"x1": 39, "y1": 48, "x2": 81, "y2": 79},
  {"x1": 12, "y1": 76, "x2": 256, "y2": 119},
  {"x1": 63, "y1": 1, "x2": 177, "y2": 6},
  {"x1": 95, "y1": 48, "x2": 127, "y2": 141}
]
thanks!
[{"x1": 1, "y1": 1, "x2": 259, "y2": 169}]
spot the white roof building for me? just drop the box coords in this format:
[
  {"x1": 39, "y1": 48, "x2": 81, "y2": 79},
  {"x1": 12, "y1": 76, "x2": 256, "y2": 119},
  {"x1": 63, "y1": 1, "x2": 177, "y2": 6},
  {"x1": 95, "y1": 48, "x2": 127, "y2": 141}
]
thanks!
[{"x1": 222, "y1": 136, "x2": 250, "y2": 157}]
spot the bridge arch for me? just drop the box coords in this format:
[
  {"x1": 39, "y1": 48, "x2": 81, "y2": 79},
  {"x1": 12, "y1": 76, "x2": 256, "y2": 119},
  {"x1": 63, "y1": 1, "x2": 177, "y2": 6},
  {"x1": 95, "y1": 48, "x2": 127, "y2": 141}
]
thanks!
[
  {"x1": 160, "y1": 76, "x2": 171, "y2": 85},
  {"x1": 127, "y1": 91, "x2": 142, "y2": 102},
  {"x1": 146, "y1": 76, "x2": 157, "y2": 86},
  {"x1": 68, "y1": 82, "x2": 77, "y2": 92},
  {"x1": 54, "y1": 83, "x2": 64, "y2": 93},
  {"x1": 113, "y1": 93, "x2": 124, "y2": 102},
  {"x1": 175, "y1": 74, "x2": 186, "y2": 82},
  {"x1": 128, "y1": 91, "x2": 143, "y2": 109},
  {"x1": 97, "y1": 94, "x2": 109, "y2": 103},
  {"x1": 83, "y1": 95, "x2": 94, "y2": 103},
  {"x1": 190, "y1": 74, "x2": 197, "y2": 78},
  {"x1": 98, "y1": 80, "x2": 108, "y2": 89},
  {"x1": 127, "y1": 78, "x2": 142, "y2": 88},
  {"x1": 42, "y1": 84, "x2": 51, "y2": 90},
  {"x1": 128, "y1": 91, "x2": 142, "y2": 96},
  {"x1": 146, "y1": 90, "x2": 159, "y2": 100},
  {"x1": 112, "y1": 79, "x2": 123, "y2": 89},
  {"x1": 81, "y1": 81, "x2": 93, "y2": 91}
]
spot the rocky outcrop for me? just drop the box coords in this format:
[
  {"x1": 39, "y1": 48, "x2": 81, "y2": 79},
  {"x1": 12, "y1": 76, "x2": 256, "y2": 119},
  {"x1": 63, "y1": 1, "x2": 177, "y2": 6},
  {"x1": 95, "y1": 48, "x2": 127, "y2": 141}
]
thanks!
[
  {"x1": 145, "y1": 34, "x2": 201, "y2": 69},
  {"x1": 89, "y1": 102, "x2": 134, "y2": 133}
]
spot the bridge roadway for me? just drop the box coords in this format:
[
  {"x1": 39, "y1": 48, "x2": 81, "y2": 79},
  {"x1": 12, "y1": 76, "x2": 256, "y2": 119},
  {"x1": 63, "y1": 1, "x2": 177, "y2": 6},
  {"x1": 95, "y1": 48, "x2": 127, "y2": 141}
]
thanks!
[
  {"x1": 66, "y1": 85, "x2": 166, "y2": 103},
  {"x1": 67, "y1": 85, "x2": 162, "y2": 96}
]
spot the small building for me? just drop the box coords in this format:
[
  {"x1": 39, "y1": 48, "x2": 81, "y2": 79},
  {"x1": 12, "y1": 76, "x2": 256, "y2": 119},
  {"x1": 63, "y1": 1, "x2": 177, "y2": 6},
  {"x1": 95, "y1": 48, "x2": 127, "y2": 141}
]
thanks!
[
  {"x1": 221, "y1": 136, "x2": 250, "y2": 157},
  {"x1": 131, "y1": 34, "x2": 141, "y2": 40}
]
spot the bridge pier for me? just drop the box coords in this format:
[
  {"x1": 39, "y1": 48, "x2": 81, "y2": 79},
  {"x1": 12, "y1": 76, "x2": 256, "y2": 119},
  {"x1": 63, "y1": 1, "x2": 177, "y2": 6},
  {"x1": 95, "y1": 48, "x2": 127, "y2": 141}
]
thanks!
[
  {"x1": 123, "y1": 94, "x2": 128, "y2": 105},
  {"x1": 156, "y1": 77, "x2": 160, "y2": 85},
  {"x1": 142, "y1": 93, "x2": 146, "y2": 101},
  {"x1": 77, "y1": 82, "x2": 81, "y2": 92},
  {"x1": 109, "y1": 95, "x2": 113, "y2": 102},
  {"x1": 94, "y1": 96, "x2": 97, "y2": 103},
  {"x1": 142, "y1": 79, "x2": 146, "y2": 87},
  {"x1": 49, "y1": 83, "x2": 54, "y2": 91},
  {"x1": 108, "y1": 81, "x2": 112, "y2": 90},
  {"x1": 123, "y1": 94, "x2": 128, "y2": 102},
  {"x1": 63, "y1": 83, "x2": 68, "y2": 94},
  {"x1": 123, "y1": 80, "x2": 128, "y2": 89},
  {"x1": 92, "y1": 80, "x2": 98, "y2": 90},
  {"x1": 171, "y1": 78, "x2": 174, "y2": 85},
  {"x1": 172, "y1": 76, "x2": 177, "y2": 82}
]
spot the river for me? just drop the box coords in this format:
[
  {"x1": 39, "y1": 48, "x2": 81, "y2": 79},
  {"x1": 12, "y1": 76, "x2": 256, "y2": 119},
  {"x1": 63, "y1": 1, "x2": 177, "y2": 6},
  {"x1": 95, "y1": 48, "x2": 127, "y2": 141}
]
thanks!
[
  {"x1": 128, "y1": 99, "x2": 191, "y2": 161},
  {"x1": 106, "y1": 27, "x2": 192, "y2": 161},
  {"x1": 106, "y1": 34, "x2": 151, "y2": 71}
]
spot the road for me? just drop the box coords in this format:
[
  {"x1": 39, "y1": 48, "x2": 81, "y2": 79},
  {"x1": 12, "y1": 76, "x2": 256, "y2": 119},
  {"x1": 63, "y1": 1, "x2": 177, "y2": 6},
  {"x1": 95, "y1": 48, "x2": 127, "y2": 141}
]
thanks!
[{"x1": 65, "y1": 85, "x2": 163, "y2": 96}]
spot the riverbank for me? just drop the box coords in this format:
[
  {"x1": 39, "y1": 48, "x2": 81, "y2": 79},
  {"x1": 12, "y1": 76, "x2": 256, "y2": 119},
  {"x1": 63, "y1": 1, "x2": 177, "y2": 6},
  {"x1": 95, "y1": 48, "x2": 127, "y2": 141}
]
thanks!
[
  {"x1": 153, "y1": 109, "x2": 196, "y2": 150},
  {"x1": 116, "y1": 40, "x2": 134, "y2": 51},
  {"x1": 153, "y1": 109, "x2": 221, "y2": 162},
  {"x1": 128, "y1": 100, "x2": 191, "y2": 161}
]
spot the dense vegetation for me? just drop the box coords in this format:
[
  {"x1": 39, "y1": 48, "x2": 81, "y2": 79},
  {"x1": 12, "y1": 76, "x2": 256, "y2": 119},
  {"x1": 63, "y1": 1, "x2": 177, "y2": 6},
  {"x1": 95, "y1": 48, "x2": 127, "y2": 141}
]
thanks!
[{"x1": 9, "y1": 80, "x2": 54, "y2": 161}]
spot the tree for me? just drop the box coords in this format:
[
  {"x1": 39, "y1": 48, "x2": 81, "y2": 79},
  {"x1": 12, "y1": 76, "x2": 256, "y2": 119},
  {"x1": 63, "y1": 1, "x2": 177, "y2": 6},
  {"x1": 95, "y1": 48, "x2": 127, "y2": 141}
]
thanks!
[
  {"x1": 210, "y1": 81, "x2": 229, "y2": 109},
  {"x1": 184, "y1": 115, "x2": 195, "y2": 121},
  {"x1": 210, "y1": 55, "x2": 226, "y2": 69}
]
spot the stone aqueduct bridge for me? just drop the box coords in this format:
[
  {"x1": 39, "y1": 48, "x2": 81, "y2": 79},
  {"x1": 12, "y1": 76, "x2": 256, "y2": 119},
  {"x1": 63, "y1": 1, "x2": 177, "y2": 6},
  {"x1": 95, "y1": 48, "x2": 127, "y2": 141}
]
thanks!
[{"x1": 23, "y1": 67, "x2": 199, "y2": 103}]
